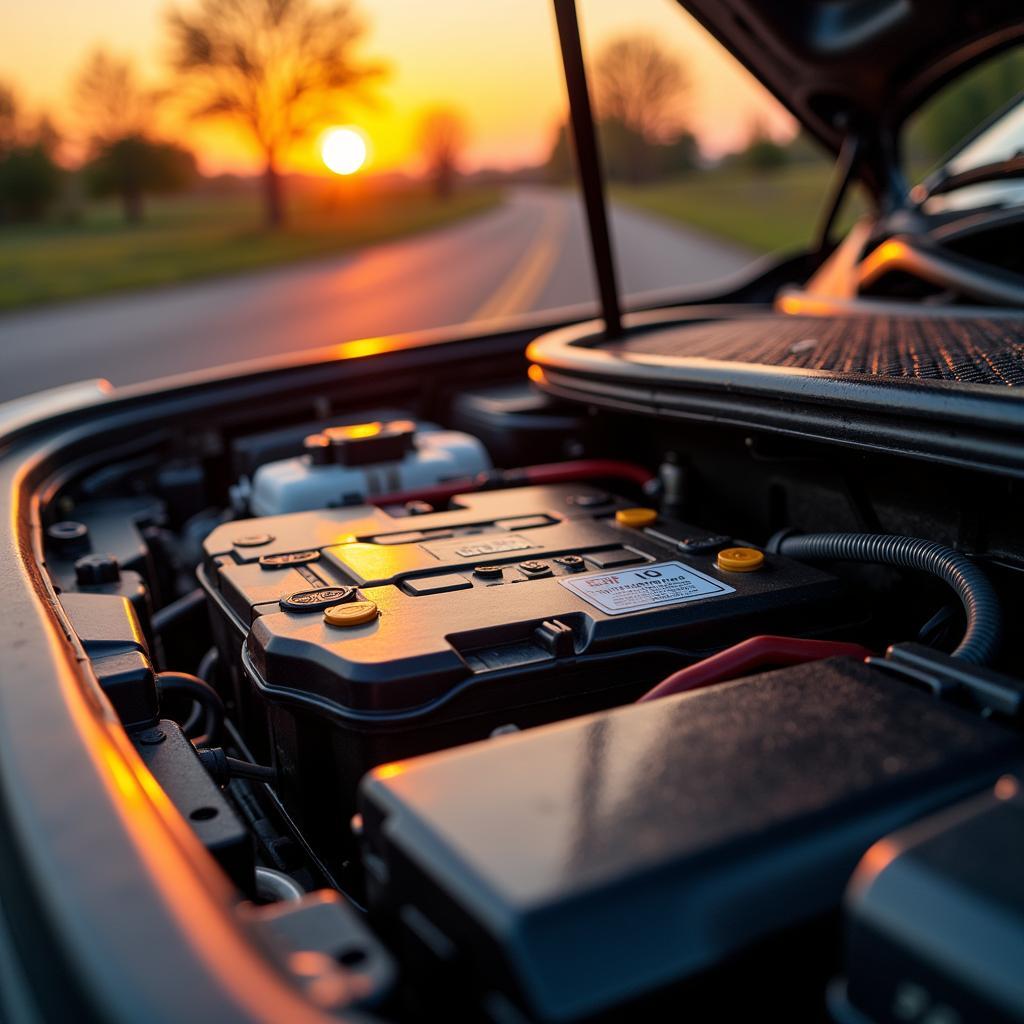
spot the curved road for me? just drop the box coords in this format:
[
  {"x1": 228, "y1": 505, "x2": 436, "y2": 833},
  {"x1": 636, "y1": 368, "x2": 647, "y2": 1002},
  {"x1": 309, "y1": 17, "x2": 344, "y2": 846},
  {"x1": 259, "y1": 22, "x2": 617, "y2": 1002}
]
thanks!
[{"x1": 0, "y1": 187, "x2": 752, "y2": 402}]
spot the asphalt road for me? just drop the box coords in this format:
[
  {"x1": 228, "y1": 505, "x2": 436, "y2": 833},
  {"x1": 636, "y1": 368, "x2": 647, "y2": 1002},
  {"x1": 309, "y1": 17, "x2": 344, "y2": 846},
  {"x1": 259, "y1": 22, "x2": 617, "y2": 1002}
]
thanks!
[{"x1": 0, "y1": 187, "x2": 752, "y2": 403}]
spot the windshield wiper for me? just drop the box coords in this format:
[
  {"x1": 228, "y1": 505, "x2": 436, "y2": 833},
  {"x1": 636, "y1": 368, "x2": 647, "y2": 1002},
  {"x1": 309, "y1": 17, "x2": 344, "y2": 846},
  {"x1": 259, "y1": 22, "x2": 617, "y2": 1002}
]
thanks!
[{"x1": 917, "y1": 153, "x2": 1024, "y2": 202}]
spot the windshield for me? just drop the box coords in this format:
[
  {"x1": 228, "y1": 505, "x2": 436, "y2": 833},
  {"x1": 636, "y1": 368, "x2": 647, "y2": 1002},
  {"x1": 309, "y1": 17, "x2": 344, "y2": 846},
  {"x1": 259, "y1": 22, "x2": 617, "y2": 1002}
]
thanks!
[
  {"x1": 943, "y1": 95, "x2": 1024, "y2": 174},
  {"x1": 905, "y1": 45, "x2": 1024, "y2": 212},
  {"x1": 921, "y1": 96, "x2": 1024, "y2": 212},
  {"x1": 0, "y1": 0, "x2": 828, "y2": 403}
]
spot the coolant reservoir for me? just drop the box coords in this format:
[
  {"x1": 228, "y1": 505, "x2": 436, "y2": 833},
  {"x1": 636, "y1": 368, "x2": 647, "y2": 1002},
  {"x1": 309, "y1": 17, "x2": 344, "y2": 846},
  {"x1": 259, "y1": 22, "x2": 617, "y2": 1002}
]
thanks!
[{"x1": 250, "y1": 420, "x2": 491, "y2": 515}]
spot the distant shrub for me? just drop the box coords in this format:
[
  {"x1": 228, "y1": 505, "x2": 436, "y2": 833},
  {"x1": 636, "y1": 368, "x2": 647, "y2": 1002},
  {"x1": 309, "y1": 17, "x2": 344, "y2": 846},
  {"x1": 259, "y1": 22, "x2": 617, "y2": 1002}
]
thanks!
[
  {"x1": 83, "y1": 136, "x2": 198, "y2": 223},
  {"x1": 0, "y1": 144, "x2": 63, "y2": 222},
  {"x1": 544, "y1": 118, "x2": 699, "y2": 185}
]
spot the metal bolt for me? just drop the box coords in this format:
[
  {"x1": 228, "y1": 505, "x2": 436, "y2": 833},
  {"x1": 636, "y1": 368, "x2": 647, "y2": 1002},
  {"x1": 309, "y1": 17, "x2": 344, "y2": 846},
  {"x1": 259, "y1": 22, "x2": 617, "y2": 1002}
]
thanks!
[
  {"x1": 47, "y1": 520, "x2": 91, "y2": 556},
  {"x1": 233, "y1": 533, "x2": 274, "y2": 547}
]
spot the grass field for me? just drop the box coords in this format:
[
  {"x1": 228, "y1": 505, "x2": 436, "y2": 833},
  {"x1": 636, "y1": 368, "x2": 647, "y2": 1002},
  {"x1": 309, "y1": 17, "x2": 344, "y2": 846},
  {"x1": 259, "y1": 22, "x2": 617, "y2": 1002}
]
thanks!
[
  {"x1": 0, "y1": 185, "x2": 500, "y2": 311},
  {"x1": 0, "y1": 166, "x2": 872, "y2": 313},
  {"x1": 614, "y1": 163, "x2": 868, "y2": 254}
]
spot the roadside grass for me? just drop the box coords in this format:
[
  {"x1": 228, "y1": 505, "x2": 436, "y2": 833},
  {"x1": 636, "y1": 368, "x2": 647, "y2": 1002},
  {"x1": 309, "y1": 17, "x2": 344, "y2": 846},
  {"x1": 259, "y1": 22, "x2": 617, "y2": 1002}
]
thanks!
[
  {"x1": 614, "y1": 164, "x2": 868, "y2": 255},
  {"x1": 0, "y1": 185, "x2": 501, "y2": 312}
]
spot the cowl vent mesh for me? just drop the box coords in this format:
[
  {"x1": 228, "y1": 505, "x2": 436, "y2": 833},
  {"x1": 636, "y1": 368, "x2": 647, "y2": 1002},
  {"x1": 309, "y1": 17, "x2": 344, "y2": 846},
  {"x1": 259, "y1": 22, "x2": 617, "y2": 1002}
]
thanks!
[{"x1": 609, "y1": 316, "x2": 1024, "y2": 387}]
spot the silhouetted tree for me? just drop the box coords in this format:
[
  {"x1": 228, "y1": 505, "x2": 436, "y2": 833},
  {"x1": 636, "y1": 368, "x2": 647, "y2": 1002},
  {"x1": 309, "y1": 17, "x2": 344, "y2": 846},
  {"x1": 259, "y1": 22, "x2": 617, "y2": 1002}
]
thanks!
[
  {"x1": 84, "y1": 137, "x2": 197, "y2": 222},
  {"x1": 544, "y1": 117, "x2": 698, "y2": 186},
  {"x1": 0, "y1": 146, "x2": 63, "y2": 222},
  {"x1": 656, "y1": 131, "x2": 699, "y2": 177},
  {"x1": 74, "y1": 50, "x2": 155, "y2": 143},
  {"x1": 739, "y1": 119, "x2": 788, "y2": 172},
  {"x1": 168, "y1": 0, "x2": 385, "y2": 227},
  {"x1": 545, "y1": 122, "x2": 574, "y2": 184},
  {"x1": 73, "y1": 50, "x2": 171, "y2": 223},
  {"x1": 592, "y1": 35, "x2": 689, "y2": 183},
  {"x1": 33, "y1": 115, "x2": 62, "y2": 158},
  {"x1": 599, "y1": 117, "x2": 649, "y2": 183},
  {"x1": 0, "y1": 84, "x2": 18, "y2": 157},
  {"x1": 418, "y1": 107, "x2": 467, "y2": 199},
  {"x1": 0, "y1": 83, "x2": 63, "y2": 222}
]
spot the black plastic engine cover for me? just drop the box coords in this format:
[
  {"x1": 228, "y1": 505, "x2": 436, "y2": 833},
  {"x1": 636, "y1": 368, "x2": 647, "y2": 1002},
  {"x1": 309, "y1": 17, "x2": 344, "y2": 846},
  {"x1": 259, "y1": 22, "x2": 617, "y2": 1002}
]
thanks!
[{"x1": 359, "y1": 659, "x2": 1023, "y2": 1023}]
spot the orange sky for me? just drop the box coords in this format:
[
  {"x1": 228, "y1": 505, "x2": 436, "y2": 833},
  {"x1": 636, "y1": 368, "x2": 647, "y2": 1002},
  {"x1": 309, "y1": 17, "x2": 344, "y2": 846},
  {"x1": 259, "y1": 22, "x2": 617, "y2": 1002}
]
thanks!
[{"x1": 4, "y1": 0, "x2": 796, "y2": 177}]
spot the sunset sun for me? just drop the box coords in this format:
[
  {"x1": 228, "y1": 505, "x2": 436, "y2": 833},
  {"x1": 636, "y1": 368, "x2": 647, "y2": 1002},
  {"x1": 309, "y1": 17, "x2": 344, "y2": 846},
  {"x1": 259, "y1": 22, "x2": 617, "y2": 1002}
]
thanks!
[{"x1": 320, "y1": 126, "x2": 369, "y2": 176}]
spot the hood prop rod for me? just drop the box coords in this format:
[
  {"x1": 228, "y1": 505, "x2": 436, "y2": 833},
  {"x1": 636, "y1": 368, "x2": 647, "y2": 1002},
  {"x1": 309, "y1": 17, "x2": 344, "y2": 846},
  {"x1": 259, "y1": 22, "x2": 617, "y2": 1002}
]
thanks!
[
  {"x1": 552, "y1": 0, "x2": 623, "y2": 339},
  {"x1": 815, "y1": 129, "x2": 863, "y2": 257}
]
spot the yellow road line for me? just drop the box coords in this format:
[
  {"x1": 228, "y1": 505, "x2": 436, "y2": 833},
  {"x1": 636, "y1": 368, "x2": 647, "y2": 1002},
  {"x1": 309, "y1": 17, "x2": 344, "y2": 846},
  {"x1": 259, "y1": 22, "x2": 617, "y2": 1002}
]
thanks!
[{"x1": 472, "y1": 199, "x2": 568, "y2": 322}]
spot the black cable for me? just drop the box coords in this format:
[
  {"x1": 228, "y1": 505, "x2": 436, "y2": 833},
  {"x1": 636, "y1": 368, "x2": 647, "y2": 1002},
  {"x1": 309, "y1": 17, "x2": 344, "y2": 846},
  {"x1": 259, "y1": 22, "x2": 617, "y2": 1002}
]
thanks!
[
  {"x1": 917, "y1": 605, "x2": 956, "y2": 647},
  {"x1": 156, "y1": 671, "x2": 225, "y2": 746},
  {"x1": 770, "y1": 532, "x2": 1002, "y2": 666},
  {"x1": 180, "y1": 697, "x2": 204, "y2": 739},
  {"x1": 195, "y1": 747, "x2": 276, "y2": 784},
  {"x1": 197, "y1": 646, "x2": 219, "y2": 683},
  {"x1": 224, "y1": 756, "x2": 276, "y2": 782},
  {"x1": 181, "y1": 649, "x2": 220, "y2": 739},
  {"x1": 151, "y1": 588, "x2": 207, "y2": 636}
]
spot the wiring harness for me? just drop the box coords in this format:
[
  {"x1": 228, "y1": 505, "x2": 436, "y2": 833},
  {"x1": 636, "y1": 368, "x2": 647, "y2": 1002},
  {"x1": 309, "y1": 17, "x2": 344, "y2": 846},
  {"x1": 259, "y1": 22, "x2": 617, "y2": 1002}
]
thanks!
[{"x1": 769, "y1": 532, "x2": 1001, "y2": 665}]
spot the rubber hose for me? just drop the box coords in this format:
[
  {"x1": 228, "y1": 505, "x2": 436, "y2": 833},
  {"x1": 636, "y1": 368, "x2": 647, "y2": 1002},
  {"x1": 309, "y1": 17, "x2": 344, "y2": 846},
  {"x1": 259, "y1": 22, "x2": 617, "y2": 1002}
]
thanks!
[
  {"x1": 254, "y1": 867, "x2": 304, "y2": 904},
  {"x1": 772, "y1": 533, "x2": 1001, "y2": 666},
  {"x1": 156, "y1": 671, "x2": 225, "y2": 745},
  {"x1": 181, "y1": 649, "x2": 221, "y2": 740},
  {"x1": 224, "y1": 756, "x2": 276, "y2": 782},
  {"x1": 151, "y1": 588, "x2": 206, "y2": 635},
  {"x1": 180, "y1": 651, "x2": 220, "y2": 741},
  {"x1": 197, "y1": 647, "x2": 220, "y2": 685},
  {"x1": 180, "y1": 697, "x2": 204, "y2": 739}
]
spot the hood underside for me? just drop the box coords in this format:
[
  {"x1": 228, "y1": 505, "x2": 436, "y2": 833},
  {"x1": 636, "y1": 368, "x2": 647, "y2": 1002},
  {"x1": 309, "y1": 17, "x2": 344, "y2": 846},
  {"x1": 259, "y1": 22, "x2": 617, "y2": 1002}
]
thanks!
[{"x1": 678, "y1": 0, "x2": 1024, "y2": 199}]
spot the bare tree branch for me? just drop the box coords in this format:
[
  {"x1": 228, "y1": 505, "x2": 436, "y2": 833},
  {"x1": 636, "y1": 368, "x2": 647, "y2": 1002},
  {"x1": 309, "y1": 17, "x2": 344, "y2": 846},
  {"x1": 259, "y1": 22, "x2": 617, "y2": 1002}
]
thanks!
[
  {"x1": 418, "y1": 106, "x2": 468, "y2": 199},
  {"x1": 593, "y1": 34, "x2": 688, "y2": 144},
  {"x1": 166, "y1": 0, "x2": 385, "y2": 224},
  {"x1": 73, "y1": 50, "x2": 158, "y2": 149}
]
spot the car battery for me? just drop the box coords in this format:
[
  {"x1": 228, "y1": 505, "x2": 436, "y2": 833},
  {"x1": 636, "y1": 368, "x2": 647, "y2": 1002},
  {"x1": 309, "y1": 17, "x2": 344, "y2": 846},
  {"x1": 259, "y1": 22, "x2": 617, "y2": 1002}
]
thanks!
[{"x1": 200, "y1": 482, "x2": 852, "y2": 859}]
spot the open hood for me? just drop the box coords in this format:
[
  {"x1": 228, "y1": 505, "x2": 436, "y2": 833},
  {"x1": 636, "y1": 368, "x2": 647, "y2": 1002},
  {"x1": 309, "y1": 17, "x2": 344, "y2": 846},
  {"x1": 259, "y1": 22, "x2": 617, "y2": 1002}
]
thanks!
[{"x1": 678, "y1": 0, "x2": 1024, "y2": 204}]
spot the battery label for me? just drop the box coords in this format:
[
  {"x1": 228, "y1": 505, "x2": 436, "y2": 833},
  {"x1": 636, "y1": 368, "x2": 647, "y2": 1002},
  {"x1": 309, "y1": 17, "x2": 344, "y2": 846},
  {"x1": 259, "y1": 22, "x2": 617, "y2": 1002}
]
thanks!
[
  {"x1": 422, "y1": 534, "x2": 536, "y2": 560},
  {"x1": 560, "y1": 560, "x2": 735, "y2": 615}
]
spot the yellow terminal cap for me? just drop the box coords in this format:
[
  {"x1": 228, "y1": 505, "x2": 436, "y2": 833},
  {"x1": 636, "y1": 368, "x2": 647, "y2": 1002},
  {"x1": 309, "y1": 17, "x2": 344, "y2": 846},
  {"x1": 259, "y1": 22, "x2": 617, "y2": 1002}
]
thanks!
[
  {"x1": 716, "y1": 547, "x2": 765, "y2": 572},
  {"x1": 615, "y1": 507, "x2": 658, "y2": 529},
  {"x1": 324, "y1": 600, "x2": 379, "y2": 627}
]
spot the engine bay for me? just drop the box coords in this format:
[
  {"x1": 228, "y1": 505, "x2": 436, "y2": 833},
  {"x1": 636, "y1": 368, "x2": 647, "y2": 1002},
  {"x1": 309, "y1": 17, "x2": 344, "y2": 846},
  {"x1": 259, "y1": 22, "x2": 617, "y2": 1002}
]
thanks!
[
  {"x1": 31, "y1": 360, "x2": 1024, "y2": 1022},
  {"x1": 3, "y1": 1, "x2": 1021, "y2": 1017}
]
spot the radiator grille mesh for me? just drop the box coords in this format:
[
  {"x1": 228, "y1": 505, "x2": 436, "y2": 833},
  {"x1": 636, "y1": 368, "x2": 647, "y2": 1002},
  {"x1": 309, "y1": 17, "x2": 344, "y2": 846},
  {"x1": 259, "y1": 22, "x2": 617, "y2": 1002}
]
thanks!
[{"x1": 608, "y1": 315, "x2": 1024, "y2": 386}]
